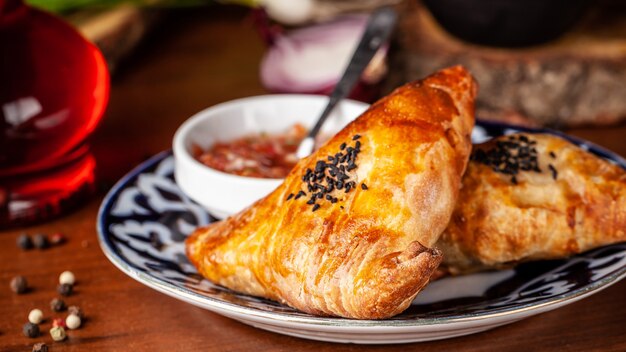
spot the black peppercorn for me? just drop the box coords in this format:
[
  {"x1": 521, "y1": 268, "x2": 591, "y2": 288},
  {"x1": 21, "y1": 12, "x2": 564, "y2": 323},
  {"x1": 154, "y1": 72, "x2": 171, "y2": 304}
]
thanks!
[
  {"x1": 32, "y1": 234, "x2": 49, "y2": 250},
  {"x1": 17, "y1": 234, "x2": 33, "y2": 250},
  {"x1": 50, "y1": 298, "x2": 66, "y2": 312},
  {"x1": 32, "y1": 342, "x2": 48, "y2": 352},
  {"x1": 10, "y1": 276, "x2": 28, "y2": 294},
  {"x1": 57, "y1": 283, "x2": 73, "y2": 296},
  {"x1": 23, "y1": 322, "x2": 40, "y2": 338}
]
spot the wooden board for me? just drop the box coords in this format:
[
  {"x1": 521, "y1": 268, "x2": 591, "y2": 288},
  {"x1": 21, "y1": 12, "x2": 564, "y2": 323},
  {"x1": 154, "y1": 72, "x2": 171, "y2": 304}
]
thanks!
[{"x1": 386, "y1": 0, "x2": 626, "y2": 127}]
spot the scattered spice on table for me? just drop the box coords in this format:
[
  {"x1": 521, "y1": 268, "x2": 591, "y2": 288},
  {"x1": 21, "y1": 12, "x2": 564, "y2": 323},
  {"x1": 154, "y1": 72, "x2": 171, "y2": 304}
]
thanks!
[
  {"x1": 50, "y1": 298, "x2": 66, "y2": 312},
  {"x1": 23, "y1": 322, "x2": 40, "y2": 338},
  {"x1": 10, "y1": 275, "x2": 28, "y2": 294},
  {"x1": 59, "y1": 271, "x2": 76, "y2": 286},
  {"x1": 57, "y1": 283, "x2": 73, "y2": 296},
  {"x1": 67, "y1": 305, "x2": 83, "y2": 319},
  {"x1": 17, "y1": 233, "x2": 33, "y2": 250},
  {"x1": 32, "y1": 234, "x2": 49, "y2": 250},
  {"x1": 52, "y1": 318, "x2": 66, "y2": 328},
  {"x1": 32, "y1": 342, "x2": 48, "y2": 352},
  {"x1": 50, "y1": 232, "x2": 66, "y2": 245},
  {"x1": 28, "y1": 309, "x2": 43, "y2": 324},
  {"x1": 66, "y1": 314, "x2": 81, "y2": 330},
  {"x1": 49, "y1": 326, "x2": 66, "y2": 341}
]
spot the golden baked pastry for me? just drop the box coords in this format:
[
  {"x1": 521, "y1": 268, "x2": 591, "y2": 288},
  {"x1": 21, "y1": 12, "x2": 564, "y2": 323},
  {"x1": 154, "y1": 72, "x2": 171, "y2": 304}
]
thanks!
[
  {"x1": 438, "y1": 133, "x2": 626, "y2": 274},
  {"x1": 186, "y1": 66, "x2": 477, "y2": 319}
]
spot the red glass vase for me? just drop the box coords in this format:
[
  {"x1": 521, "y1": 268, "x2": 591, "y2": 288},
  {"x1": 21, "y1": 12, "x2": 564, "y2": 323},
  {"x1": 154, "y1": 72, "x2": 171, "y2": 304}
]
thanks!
[{"x1": 0, "y1": 0, "x2": 110, "y2": 227}]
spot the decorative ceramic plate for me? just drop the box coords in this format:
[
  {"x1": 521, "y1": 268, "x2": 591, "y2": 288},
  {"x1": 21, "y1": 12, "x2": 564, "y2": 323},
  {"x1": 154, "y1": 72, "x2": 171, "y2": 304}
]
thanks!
[{"x1": 97, "y1": 121, "x2": 626, "y2": 344}]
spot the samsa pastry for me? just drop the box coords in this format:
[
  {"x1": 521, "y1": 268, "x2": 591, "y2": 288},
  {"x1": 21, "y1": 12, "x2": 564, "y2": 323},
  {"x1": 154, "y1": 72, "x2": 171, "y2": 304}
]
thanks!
[
  {"x1": 186, "y1": 66, "x2": 477, "y2": 319},
  {"x1": 438, "y1": 133, "x2": 626, "y2": 274}
]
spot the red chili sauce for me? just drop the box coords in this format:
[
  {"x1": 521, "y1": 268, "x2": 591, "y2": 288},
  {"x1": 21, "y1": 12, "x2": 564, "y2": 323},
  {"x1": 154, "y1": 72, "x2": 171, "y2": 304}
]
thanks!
[{"x1": 193, "y1": 124, "x2": 307, "y2": 179}]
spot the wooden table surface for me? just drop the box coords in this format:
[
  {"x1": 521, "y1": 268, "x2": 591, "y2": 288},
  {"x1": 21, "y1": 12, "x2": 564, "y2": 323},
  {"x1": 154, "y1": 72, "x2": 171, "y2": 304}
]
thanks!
[{"x1": 2, "y1": 6, "x2": 626, "y2": 352}]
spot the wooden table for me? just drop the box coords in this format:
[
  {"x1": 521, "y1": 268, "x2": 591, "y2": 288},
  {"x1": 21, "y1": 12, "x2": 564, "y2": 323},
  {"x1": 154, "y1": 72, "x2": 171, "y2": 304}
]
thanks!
[{"x1": 2, "y1": 6, "x2": 625, "y2": 352}]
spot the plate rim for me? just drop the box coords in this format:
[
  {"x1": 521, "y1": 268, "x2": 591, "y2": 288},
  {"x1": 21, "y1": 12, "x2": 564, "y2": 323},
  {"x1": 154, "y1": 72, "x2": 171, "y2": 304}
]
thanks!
[{"x1": 97, "y1": 120, "x2": 626, "y2": 329}]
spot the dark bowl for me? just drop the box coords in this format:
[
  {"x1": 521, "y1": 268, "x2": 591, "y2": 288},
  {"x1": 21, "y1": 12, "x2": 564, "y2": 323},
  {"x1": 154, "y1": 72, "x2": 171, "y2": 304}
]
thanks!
[{"x1": 422, "y1": 0, "x2": 591, "y2": 47}]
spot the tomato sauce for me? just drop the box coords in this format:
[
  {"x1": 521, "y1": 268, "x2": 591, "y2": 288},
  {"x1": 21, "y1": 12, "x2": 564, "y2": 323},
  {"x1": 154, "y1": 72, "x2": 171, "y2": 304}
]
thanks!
[{"x1": 193, "y1": 124, "x2": 307, "y2": 178}]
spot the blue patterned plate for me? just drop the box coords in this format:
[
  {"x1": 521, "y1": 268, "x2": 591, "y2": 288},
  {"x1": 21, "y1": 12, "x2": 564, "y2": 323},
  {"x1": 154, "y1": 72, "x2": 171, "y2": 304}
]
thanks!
[{"x1": 97, "y1": 121, "x2": 626, "y2": 344}]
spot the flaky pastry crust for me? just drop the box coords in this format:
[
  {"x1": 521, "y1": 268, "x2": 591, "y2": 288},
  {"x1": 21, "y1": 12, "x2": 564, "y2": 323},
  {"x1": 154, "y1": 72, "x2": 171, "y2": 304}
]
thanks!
[
  {"x1": 438, "y1": 133, "x2": 626, "y2": 274},
  {"x1": 186, "y1": 66, "x2": 477, "y2": 319}
]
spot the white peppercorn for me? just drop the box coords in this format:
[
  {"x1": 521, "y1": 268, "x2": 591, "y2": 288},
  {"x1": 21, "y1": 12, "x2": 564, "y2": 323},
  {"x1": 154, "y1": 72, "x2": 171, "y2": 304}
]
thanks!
[{"x1": 28, "y1": 309, "x2": 43, "y2": 324}]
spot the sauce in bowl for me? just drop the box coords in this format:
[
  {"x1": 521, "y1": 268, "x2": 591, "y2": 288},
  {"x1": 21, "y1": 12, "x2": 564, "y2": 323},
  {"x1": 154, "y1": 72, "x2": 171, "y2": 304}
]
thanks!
[{"x1": 193, "y1": 124, "x2": 307, "y2": 179}]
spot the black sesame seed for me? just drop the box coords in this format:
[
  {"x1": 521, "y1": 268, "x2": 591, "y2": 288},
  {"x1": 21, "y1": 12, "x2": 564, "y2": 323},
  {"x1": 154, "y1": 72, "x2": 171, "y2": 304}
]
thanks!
[
  {"x1": 345, "y1": 184, "x2": 352, "y2": 192},
  {"x1": 340, "y1": 205, "x2": 344, "y2": 210},
  {"x1": 361, "y1": 183, "x2": 368, "y2": 190},
  {"x1": 549, "y1": 164, "x2": 558, "y2": 180},
  {"x1": 352, "y1": 134, "x2": 361, "y2": 140},
  {"x1": 511, "y1": 176, "x2": 518, "y2": 185},
  {"x1": 295, "y1": 191, "x2": 305, "y2": 199},
  {"x1": 355, "y1": 141, "x2": 361, "y2": 149},
  {"x1": 340, "y1": 143, "x2": 346, "y2": 150},
  {"x1": 347, "y1": 164, "x2": 357, "y2": 171},
  {"x1": 286, "y1": 193, "x2": 294, "y2": 200},
  {"x1": 312, "y1": 204, "x2": 320, "y2": 212},
  {"x1": 326, "y1": 194, "x2": 333, "y2": 201},
  {"x1": 306, "y1": 198, "x2": 315, "y2": 205},
  {"x1": 331, "y1": 198, "x2": 338, "y2": 203},
  {"x1": 549, "y1": 151, "x2": 556, "y2": 159}
]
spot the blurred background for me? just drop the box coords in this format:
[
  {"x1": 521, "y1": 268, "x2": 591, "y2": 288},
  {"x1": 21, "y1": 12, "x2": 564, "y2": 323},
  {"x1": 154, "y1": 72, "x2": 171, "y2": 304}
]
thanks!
[
  {"x1": 3, "y1": 0, "x2": 626, "y2": 226},
  {"x1": 25, "y1": 0, "x2": 626, "y2": 128}
]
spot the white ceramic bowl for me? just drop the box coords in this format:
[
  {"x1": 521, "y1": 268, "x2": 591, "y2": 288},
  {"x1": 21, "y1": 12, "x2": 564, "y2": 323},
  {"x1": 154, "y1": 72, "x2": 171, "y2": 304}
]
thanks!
[{"x1": 173, "y1": 95, "x2": 369, "y2": 219}]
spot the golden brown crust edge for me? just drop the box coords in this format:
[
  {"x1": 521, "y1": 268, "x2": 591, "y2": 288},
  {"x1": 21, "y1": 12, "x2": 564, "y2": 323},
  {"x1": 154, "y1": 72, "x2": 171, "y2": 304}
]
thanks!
[{"x1": 438, "y1": 133, "x2": 626, "y2": 274}]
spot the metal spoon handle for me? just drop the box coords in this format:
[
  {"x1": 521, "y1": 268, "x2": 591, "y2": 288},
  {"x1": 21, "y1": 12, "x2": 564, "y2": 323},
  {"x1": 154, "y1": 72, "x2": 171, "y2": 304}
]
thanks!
[{"x1": 296, "y1": 6, "x2": 397, "y2": 159}]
